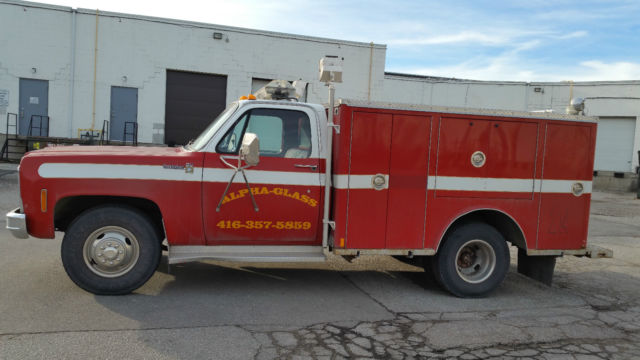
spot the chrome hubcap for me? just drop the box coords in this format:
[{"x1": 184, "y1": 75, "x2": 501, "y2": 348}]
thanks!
[
  {"x1": 455, "y1": 239, "x2": 496, "y2": 284},
  {"x1": 83, "y1": 226, "x2": 140, "y2": 278}
]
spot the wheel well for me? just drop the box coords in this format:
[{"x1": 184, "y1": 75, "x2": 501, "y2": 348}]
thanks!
[
  {"x1": 54, "y1": 196, "x2": 165, "y2": 240},
  {"x1": 438, "y1": 209, "x2": 527, "y2": 251}
]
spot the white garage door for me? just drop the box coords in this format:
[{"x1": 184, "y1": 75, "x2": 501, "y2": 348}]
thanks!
[{"x1": 594, "y1": 117, "x2": 636, "y2": 172}]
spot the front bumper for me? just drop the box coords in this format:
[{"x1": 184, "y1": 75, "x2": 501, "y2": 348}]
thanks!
[{"x1": 6, "y1": 208, "x2": 28, "y2": 239}]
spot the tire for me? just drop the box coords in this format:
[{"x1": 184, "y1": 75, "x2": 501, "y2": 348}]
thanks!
[
  {"x1": 432, "y1": 222, "x2": 509, "y2": 298},
  {"x1": 61, "y1": 205, "x2": 161, "y2": 295},
  {"x1": 421, "y1": 256, "x2": 439, "y2": 285}
]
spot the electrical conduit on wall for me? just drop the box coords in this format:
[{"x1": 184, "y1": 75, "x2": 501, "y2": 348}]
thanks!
[{"x1": 91, "y1": 9, "x2": 99, "y2": 131}]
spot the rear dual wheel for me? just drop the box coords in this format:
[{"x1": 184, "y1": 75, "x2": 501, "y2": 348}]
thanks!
[
  {"x1": 61, "y1": 205, "x2": 161, "y2": 295},
  {"x1": 429, "y1": 222, "x2": 510, "y2": 297}
]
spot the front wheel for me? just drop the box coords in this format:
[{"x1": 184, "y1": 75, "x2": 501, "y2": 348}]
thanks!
[
  {"x1": 61, "y1": 205, "x2": 161, "y2": 295},
  {"x1": 431, "y1": 222, "x2": 510, "y2": 297}
]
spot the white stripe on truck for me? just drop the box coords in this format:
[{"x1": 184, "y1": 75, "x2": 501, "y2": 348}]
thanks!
[
  {"x1": 333, "y1": 174, "x2": 591, "y2": 194},
  {"x1": 38, "y1": 163, "x2": 590, "y2": 195}
]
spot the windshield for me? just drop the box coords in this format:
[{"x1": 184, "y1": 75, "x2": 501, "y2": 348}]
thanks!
[{"x1": 187, "y1": 102, "x2": 239, "y2": 151}]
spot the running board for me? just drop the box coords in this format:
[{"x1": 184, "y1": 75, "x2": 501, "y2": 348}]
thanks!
[{"x1": 168, "y1": 245, "x2": 327, "y2": 264}]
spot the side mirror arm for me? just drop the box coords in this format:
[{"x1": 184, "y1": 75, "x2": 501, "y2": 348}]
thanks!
[{"x1": 216, "y1": 133, "x2": 261, "y2": 212}]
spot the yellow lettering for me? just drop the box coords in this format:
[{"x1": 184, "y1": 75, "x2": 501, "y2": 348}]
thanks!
[{"x1": 223, "y1": 187, "x2": 317, "y2": 208}]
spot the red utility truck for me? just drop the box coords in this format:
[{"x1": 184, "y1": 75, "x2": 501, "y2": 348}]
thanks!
[{"x1": 6, "y1": 67, "x2": 611, "y2": 297}]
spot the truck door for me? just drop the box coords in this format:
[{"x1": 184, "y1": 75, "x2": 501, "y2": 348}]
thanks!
[{"x1": 202, "y1": 106, "x2": 322, "y2": 245}]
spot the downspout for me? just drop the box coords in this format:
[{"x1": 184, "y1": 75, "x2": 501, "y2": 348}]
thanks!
[
  {"x1": 68, "y1": 9, "x2": 77, "y2": 138},
  {"x1": 367, "y1": 42, "x2": 374, "y2": 102},
  {"x1": 91, "y1": 9, "x2": 99, "y2": 131},
  {"x1": 568, "y1": 80, "x2": 573, "y2": 105}
]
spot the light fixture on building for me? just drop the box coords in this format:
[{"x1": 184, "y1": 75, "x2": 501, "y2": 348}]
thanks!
[
  {"x1": 122, "y1": 76, "x2": 128, "y2": 82},
  {"x1": 213, "y1": 32, "x2": 223, "y2": 40},
  {"x1": 31, "y1": 67, "x2": 37, "y2": 74},
  {"x1": 534, "y1": 87, "x2": 543, "y2": 93}
]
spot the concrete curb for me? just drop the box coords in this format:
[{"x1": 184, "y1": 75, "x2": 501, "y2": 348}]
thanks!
[{"x1": 0, "y1": 162, "x2": 19, "y2": 171}]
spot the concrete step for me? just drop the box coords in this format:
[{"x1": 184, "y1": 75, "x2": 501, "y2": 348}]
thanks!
[{"x1": 1, "y1": 138, "x2": 27, "y2": 162}]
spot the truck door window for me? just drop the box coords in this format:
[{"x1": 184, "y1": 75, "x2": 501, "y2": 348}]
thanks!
[
  {"x1": 216, "y1": 108, "x2": 311, "y2": 158},
  {"x1": 246, "y1": 114, "x2": 283, "y2": 155},
  {"x1": 217, "y1": 112, "x2": 249, "y2": 153}
]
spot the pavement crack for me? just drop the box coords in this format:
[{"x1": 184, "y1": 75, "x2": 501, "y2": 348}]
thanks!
[{"x1": 338, "y1": 271, "x2": 397, "y2": 316}]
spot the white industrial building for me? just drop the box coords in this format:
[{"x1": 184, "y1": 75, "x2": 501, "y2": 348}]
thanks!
[{"x1": 0, "y1": 0, "x2": 639, "y2": 187}]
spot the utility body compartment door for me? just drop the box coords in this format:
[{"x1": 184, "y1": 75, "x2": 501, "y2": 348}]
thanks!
[
  {"x1": 435, "y1": 117, "x2": 538, "y2": 199},
  {"x1": 345, "y1": 111, "x2": 431, "y2": 249},
  {"x1": 537, "y1": 122, "x2": 595, "y2": 249}
]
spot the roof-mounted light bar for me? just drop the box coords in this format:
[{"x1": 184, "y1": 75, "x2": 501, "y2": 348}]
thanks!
[{"x1": 254, "y1": 80, "x2": 297, "y2": 101}]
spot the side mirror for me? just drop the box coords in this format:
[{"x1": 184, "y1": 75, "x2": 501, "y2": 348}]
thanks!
[{"x1": 240, "y1": 132, "x2": 260, "y2": 166}]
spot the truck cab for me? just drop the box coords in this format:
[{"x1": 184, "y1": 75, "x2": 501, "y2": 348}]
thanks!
[{"x1": 195, "y1": 99, "x2": 327, "y2": 247}]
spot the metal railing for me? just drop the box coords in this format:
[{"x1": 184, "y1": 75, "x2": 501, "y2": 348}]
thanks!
[
  {"x1": 1, "y1": 113, "x2": 19, "y2": 161},
  {"x1": 100, "y1": 120, "x2": 110, "y2": 145},
  {"x1": 5, "y1": 112, "x2": 18, "y2": 138},
  {"x1": 27, "y1": 115, "x2": 49, "y2": 137},
  {"x1": 80, "y1": 129, "x2": 100, "y2": 143},
  {"x1": 123, "y1": 122, "x2": 138, "y2": 146}
]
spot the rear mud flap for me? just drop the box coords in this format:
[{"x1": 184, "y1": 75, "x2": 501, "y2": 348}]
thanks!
[{"x1": 517, "y1": 248, "x2": 557, "y2": 286}]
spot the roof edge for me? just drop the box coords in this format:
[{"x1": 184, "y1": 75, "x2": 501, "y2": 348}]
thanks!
[
  {"x1": 385, "y1": 72, "x2": 640, "y2": 86},
  {"x1": 0, "y1": 0, "x2": 387, "y2": 50}
]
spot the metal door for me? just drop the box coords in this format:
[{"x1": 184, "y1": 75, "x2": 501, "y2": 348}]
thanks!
[
  {"x1": 110, "y1": 86, "x2": 138, "y2": 141},
  {"x1": 165, "y1": 70, "x2": 227, "y2": 146},
  {"x1": 594, "y1": 117, "x2": 636, "y2": 172},
  {"x1": 18, "y1": 78, "x2": 48, "y2": 135}
]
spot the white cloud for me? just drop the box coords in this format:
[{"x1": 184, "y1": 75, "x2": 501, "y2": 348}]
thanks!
[
  {"x1": 388, "y1": 31, "x2": 514, "y2": 46},
  {"x1": 396, "y1": 59, "x2": 640, "y2": 82},
  {"x1": 574, "y1": 61, "x2": 640, "y2": 81},
  {"x1": 403, "y1": 62, "x2": 535, "y2": 82},
  {"x1": 554, "y1": 30, "x2": 588, "y2": 39}
]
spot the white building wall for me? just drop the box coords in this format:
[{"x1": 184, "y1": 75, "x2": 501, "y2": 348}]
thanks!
[
  {"x1": 0, "y1": 1, "x2": 386, "y2": 143},
  {"x1": 0, "y1": 3, "x2": 73, "y2": 137}
]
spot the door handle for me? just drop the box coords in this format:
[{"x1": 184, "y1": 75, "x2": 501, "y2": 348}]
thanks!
[{"x1": 294, "y1": 164, "x2": 318, "y2": 171}]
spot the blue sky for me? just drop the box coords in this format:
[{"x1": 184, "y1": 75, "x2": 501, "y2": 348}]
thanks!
[{"x1": 42, "y1": 0, "x2": 640, "y2": 81}]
